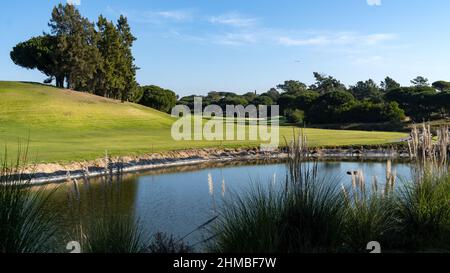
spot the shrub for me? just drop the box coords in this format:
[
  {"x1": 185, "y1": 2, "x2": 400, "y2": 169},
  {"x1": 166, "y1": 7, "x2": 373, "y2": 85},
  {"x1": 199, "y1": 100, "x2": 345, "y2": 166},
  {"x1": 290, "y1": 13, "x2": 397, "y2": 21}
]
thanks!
[
  {"x1": 307, "y1": 91, "x2": 356, "y2": 123},
  {"x1": 138, "y1": 85, "x2": 177, "y2": 113},
  {"x1": 343, "y1": 101, "x2": 405, "y2": 123},
  {"x1": 285, "y1": 109, "x2": 304, "y2": 124}
]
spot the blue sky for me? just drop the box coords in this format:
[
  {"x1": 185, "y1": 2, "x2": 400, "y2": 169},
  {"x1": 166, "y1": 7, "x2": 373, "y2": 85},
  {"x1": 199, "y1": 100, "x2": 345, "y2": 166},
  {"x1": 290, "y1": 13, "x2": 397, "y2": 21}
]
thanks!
[{"x1": 1, "y1": 0, "x2": 450, "y2": 96}]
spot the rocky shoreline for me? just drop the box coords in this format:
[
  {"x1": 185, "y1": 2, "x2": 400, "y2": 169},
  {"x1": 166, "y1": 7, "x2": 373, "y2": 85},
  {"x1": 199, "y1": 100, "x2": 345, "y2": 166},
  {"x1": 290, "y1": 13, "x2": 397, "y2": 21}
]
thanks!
[{"x1": 21, "y1": 147, "x2": 410, "y2": 185}]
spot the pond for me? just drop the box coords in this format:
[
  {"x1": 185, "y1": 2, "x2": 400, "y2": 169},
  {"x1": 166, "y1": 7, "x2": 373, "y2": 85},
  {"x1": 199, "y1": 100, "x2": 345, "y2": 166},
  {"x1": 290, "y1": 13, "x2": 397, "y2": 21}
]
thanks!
[{"x1": 42, "y1": 159, "x2": 413, "y2": 249}]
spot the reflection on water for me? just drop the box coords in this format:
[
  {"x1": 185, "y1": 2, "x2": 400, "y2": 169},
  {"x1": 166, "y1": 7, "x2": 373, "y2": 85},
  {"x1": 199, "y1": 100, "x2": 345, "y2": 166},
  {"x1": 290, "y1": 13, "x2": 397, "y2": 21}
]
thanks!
[{"x1": 44, "y1": 160, "x2": 412, "y2": 247}]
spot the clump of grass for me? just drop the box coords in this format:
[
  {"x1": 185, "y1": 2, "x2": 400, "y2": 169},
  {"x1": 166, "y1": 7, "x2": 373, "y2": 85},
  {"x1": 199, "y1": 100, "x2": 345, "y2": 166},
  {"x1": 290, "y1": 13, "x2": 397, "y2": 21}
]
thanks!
[
  {"x1": 212, "y1": 184, "x2": 283, "y2": 253},
  {"x1": 79, "y1": 213, "x2": 145, "y2": 253},
  {"x1": 394, "y1": 172, "x2": 450, "y2": 251},
  {"x1": 341, "y1": 170, "x2": 397, "y2": 252},
  {"x1": 279, "y1": 177, "x2": 345, "y2": 253},
  {"x1": 213, "y1": 131, "x2": 346, "y2": 253},
  {"x1": 342, "y1": 195, "x2": 396, "y2": 252},
  {"x1": 212, "y1": 126, "x2": 450, "y2": 253},
  {"x1": 408, "y1": 123, "x2": 449, "y2": 169},
  {"x1": 399, "y1": 123, "x2": 450, "y2": 251},
  {"x1": 146, "y1": 232, "x2": 192, "y2": 253},
  {"x1": 280, "y1": 132, "x2": 346, "y2": 252},
  {"x1": 339, "y1": 124, "x2": 450, "y2": 252},
  {"x1": 0, "y1": 148, "x2": 59, "y2": 253}
]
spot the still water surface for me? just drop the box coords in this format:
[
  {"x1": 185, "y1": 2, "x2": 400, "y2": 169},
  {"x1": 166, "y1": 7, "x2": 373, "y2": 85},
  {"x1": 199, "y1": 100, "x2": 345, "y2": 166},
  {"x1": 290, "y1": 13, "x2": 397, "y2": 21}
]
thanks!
[{"x1": 45, "y1": 160, "x2": 412, "y2": 246}]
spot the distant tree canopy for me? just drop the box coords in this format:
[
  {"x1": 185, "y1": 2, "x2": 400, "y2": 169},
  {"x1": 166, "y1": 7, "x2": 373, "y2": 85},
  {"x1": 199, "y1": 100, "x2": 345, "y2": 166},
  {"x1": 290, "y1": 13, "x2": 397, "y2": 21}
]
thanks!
[
  {"x1": 385, "y1": 86, "x2": 438, "y2": 121},
  {"x1": 432, "y1": 81, "x2": 450, "y2": 92},
  {"x1": 10, "y1": 4, "x2": 138, "y2": 101},
  {"x1": 277, "y1": 80, "x2": 307, "y2": 94},
  {"x1": 138, "y1": 85, "x2": 177, "y2": 113},
  {"x1": 252, "y1": 95, "x2": 273, "y2": 106},
  {"x1": 176, "y1": 73, "x2": 417, "y2": 124},
  {"x1": 380, "y1": 77, "x2": 401, "y2": 91},
  {"x1": 274, "y1": 73, "x2": 405, "y2": 124},
  {"x1": 10, "y1": 35, "x2": 60, "y2": 85},
  {"x1": 263, "y1": 88, "x2": 280, "y2": 102},
  {"x1": 411, "y1": 76, "x2": 430, "y2": 87},
  {"x1": 350, "y1": 79, "x2": 382, "y2": 102},
  {"x1": 310, "y1": 72, "x2": 346, "y2": 94}
]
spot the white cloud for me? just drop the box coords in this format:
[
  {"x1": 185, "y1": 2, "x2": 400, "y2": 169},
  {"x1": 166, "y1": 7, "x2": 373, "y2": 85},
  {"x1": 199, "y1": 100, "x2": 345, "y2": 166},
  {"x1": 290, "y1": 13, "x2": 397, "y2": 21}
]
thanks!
[
  {"x1": 106, "y1": 7, "x2": 396, "y2": 51},
  {"x1": 367, "y1": 0, "x2": 382, "y2": 6},
  {"x1": 209, "y1": 12, "x2": 259, "y2": 27},
  {"x1": 67, "y1": 0, "x2": 81, "y2": 5},
  {"x1": 277, "y1": 36, "x2": 329, "y2": 46},
  {"x1": 154, "y1": 10, "x2": 193, "y2": 21},
  {"x1": 106, "y1": 6, "x2": 194, "y2": 24},
  {"x1": 364, "y1": 33, "x2": 396, "y2": 44},
  {"x1": 277, "y1": 32, "x2": 396, "y2": 47},
  {"x1": 213, "y1": 32, "x2": 259, "y2": 45}
]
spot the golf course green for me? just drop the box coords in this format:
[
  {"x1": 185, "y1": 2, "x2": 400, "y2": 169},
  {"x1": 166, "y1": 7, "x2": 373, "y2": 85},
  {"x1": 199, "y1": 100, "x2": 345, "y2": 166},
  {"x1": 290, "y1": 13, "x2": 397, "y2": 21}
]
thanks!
[{"x1": 0, "y1": 81, "x2": 408, "y2": 163}]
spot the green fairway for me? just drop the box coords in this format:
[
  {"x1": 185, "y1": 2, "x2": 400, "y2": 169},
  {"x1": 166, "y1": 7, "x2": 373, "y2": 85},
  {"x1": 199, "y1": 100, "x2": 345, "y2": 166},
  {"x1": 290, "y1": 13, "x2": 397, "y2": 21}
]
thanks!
[{"x1": 0, "y1": 81, "x2": 408, "y2": 163}]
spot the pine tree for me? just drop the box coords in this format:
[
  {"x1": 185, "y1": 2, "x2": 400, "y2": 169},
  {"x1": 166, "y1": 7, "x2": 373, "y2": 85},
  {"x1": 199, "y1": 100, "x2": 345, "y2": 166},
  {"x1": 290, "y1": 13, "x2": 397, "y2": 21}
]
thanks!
[
  {"x1": 48, "y1": 4, "x2": 100, "y2": 90},
  {"x1": 11, "y1": 4, "x2": 138, "y2": 99},
  {"x1": 94, "y1": 15, "x2": 123, "y2": 98},
  {"x1": 117, "y1": 15, "x2": 138, "y2": 101}
]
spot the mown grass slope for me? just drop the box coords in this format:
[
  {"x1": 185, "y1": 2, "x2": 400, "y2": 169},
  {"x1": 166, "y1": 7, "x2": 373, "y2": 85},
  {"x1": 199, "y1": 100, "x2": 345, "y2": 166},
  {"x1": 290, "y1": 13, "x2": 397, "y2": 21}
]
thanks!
[{"x1": 0, "y1": 81, "x2": 407, "y2": 163}]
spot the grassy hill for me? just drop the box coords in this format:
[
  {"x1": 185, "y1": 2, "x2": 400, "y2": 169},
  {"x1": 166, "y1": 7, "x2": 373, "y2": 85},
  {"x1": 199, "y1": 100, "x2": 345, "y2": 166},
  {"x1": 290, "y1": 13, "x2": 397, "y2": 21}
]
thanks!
[{"x1": 0, "y1": 81, "x2": 408, "y2": 163}]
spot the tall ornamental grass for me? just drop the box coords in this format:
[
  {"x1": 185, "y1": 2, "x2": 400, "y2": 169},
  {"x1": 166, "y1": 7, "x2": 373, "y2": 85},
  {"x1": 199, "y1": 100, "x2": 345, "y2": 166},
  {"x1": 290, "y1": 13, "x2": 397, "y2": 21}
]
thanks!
[
  {"x1": 0, "y1": 149, "x2": 59, "y2": 253},
  {"x1": 213, "y1": 132, "x2": 346, "y2": 253},
  {"x1": 212, "y1": 126, "x2": 450, "y2": 253},
  {"x1": 394, "y1": 172, "x2": 450, "y2": 251}
]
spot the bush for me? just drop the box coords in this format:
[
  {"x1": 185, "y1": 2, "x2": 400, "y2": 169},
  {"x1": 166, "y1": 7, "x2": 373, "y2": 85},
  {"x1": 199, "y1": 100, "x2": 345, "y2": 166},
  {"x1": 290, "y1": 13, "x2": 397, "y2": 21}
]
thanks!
[
  {"x1": 251, "y1": 95, "x2": 273, "y2": 106},
  {"x1": 306, "y1": 91, "x2": 356, "y2": 123},
  {"x1": 307, "y1": 99, "x2": 405, "y2": 124},
  {"x1": 138, "y1": 85, "x2": 177, "y2": 113},
  {"x1": 384, "y1": 87, "x2": 437, "y2": 121},
  {"x1": 343, "y1": 101, "x2": 405, "y2": 123},
  {"x1": 285, "y1": 109, "x2": 304, "y2": 124}
]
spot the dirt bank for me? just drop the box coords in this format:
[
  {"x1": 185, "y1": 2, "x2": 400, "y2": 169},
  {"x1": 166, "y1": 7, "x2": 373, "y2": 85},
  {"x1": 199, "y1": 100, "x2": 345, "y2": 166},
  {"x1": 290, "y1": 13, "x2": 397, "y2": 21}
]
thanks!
[{"x1": 21, "y1": 147, "x2": 410, "y2": 185}]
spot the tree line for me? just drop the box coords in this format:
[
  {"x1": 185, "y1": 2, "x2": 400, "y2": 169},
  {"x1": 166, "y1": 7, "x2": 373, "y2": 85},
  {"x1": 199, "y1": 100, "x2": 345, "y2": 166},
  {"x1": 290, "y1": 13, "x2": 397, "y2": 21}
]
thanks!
[
  {"x1": 178, "y1": 73, "x2": 450, "y2": 125},
  {"x1": 10, "y1": 4, "x2": 138, "y2": 101}
]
